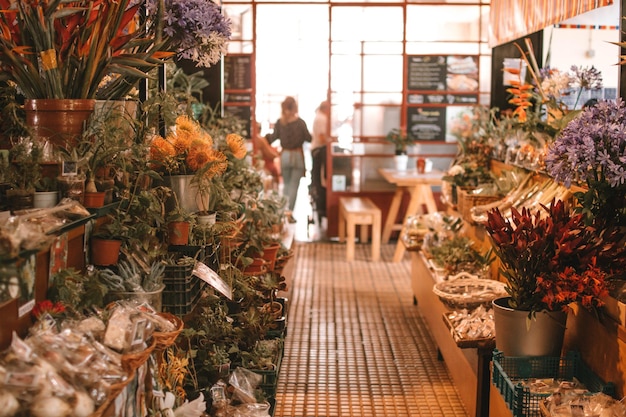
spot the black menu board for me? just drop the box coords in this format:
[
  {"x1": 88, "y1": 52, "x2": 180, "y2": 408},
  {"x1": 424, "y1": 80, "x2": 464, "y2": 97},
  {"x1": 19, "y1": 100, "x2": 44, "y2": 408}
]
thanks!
[
  {"x1": 407, "y1": 55, "x2": 447, "y2": 91},
  {"x1": 407, "y1": 55, "x2": 479, "y2": 92},
  {"x1": 406, "y1": 106, "x2": 446, "y2": 141},
  {"x1": 224, "y1": 55, "x2": 252, "y2": 90}
]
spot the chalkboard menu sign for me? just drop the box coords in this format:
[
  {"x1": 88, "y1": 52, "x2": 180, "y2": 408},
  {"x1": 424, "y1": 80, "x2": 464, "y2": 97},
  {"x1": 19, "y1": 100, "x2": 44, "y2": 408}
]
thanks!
[
  {"x1": 224, "y1": 54, "x2": 252, "y2": 90},
  {"x1": 407, "y1": 56, "x2": 447, "y2": 91},
  {"x1": 406, "y1": 106, "x2": 446, "y2": 141},
  {"x1": 407, "y1": 55, "x2": 479, "y2": 92},
  {"x1": 406, "y1": 54, "x2": 479, "y2": 142},
  {"x1": 407, "y1": 93, "x2": 478, "y2": 105}
]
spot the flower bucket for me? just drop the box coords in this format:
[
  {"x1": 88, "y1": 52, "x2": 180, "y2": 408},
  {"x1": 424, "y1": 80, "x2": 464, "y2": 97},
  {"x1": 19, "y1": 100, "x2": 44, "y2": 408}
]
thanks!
[
  {"x1": 164, "y1": 174, "x2": 209, "y2": 214},
  {"x1": 91, "y1": 237, "x2": 122, "y2": 266},
  {"x1": 492, "y1": 297, "x2": 567, "y2": 357}
]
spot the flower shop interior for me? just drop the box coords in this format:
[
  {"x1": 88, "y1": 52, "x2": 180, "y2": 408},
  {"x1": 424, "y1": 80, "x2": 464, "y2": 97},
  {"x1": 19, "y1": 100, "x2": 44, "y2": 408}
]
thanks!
[{"x1": 2, "y1": 0, "x2": 626, "y2": 416}]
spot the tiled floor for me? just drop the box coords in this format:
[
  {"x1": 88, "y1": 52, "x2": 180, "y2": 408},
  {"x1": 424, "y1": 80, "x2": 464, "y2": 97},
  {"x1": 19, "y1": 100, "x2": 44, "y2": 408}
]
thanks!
[{"x1": 273, "y1": 241, "x2": 469, "y2": 417}]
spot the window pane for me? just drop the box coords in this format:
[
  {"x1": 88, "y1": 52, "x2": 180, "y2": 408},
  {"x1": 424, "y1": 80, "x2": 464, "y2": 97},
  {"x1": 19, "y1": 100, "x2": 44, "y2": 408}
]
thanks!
[
  {"x1": 361, "y1": 92, "x2": 403, "y2": 105},
  {"x1": 406, "y1": 42, "x2": 480, "y2": 55},
  {"x1": 353, "y1": 105, "x2": 400, "y2": 137},
  {"x1": 223, "y1": 5, "x2": 253, "y2": 41},
  {"x1": 363, "y1": 55, "x2": 403, "y2": 92},
  {"x1": 406, "y1": 6, "x2": 481, "y2": 42},
  {"x1": 332, "y1": 41, "x2": 362, "y2": 55},
  {"x1": 332, "y1": 7, "x2": 403, "y2": 41},
  {"x1": 331, "y1": 55, "x2": 361, "y2": 92},
  {"x1": 363, "y1": 41, "x2": 403, "y2": 55}
]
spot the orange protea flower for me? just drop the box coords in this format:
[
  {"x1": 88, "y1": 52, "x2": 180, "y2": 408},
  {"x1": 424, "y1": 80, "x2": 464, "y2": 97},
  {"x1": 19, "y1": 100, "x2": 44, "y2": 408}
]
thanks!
[
  {"x1": 150, "y1": 136, "x2": 176, "y2": 162},
  {"x1": 226, "y1": 133, "x2": 247, "y2": 159},
  {"x1": 171, "y1": 131, "x2": 193, "y2": 155},
  {"x1": 186, "y1": 145, "x2": 213, "y2": 172},
  {"x1": 190, "y1": 133, "x2": 213, "y2": 150},
  {"x1": 204, "y1": 149, "x2": 228, "y2": 178},
  {"x1": 175, "y1": 115, "x2": 199, "y2": 135}
]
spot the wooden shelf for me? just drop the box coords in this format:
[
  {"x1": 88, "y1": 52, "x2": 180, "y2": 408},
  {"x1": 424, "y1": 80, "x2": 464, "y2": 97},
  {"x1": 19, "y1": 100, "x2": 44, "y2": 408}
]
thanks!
[{"x1": 410, "y1": 250, "x2": 512, "y2": 417}]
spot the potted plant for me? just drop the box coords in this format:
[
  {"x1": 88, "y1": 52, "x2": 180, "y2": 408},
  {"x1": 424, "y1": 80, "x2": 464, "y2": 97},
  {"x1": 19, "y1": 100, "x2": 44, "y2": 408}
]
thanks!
[
  {"x1": 33, "y1": 176, "x2": 58, "y2": 208},
  {"x1": 385, "y1": 128, "x2": 415, "y2": 171},
  {"x1": 166, "y1": 204, "x2": 196, "y2": 246},
  {"x1": 149, "y1": 115, "x2": 229, "y2": 214},
  {"x1": 484, "y1": 199, "x2": 625, "y2": 357},
  {"x1": 5, "y1": 137, "x2": 43, "y2": 211}
]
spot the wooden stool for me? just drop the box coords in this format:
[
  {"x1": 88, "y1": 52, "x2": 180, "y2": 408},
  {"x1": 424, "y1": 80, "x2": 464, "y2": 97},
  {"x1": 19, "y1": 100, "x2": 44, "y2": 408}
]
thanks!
[{"x1": 338, "y1": 197, "x2": 381, "y2": 261}]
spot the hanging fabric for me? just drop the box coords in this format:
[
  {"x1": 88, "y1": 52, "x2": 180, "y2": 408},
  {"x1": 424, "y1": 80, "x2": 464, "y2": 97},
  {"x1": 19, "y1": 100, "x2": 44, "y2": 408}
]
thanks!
[{"x1": 489, "y1": 0, "x2": 614, "y2": 47}]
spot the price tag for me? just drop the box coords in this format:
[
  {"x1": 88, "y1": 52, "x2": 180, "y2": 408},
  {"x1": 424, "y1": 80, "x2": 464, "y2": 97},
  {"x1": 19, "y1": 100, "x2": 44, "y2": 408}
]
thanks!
[{"x1": 193, "y1": 262, "x2": 232, "y2": 300}]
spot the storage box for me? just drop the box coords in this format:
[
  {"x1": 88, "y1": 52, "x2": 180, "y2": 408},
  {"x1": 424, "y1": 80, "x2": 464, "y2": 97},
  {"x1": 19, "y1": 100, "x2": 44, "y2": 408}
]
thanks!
[
  {"x1": 492, "y1": 350, "x2": 614, "y2": 417},
  {"x1": 162, "y1": 262, "x2": 204, "y2": 316}
]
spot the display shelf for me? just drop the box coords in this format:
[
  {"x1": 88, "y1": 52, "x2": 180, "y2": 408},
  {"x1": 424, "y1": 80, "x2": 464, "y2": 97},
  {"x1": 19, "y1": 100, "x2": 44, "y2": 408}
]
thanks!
[{"x1": 410, "y1": 250, "x2": 512, "y2": 417}]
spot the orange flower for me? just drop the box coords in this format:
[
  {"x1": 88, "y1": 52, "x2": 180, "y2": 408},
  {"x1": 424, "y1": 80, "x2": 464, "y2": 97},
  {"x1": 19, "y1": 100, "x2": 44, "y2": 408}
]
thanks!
[
  {"x1": 186, "y1": 145, "x2": 213, "y2": 172},
  {"x1": 171, "y1": 130, "x2": 193, "y2": 155},
  {"x1": 226, "y1": 133, "x2": 247, "y2": 159},
  {"x1": 204, "y1": 149, "x2": 228, "y2": 178},
  {"x1": 150, "y1": 135, "x2": 176, "y2": 162},
  {"x1": 175, "y1": 115, "x2": 199, "y2": 136}
]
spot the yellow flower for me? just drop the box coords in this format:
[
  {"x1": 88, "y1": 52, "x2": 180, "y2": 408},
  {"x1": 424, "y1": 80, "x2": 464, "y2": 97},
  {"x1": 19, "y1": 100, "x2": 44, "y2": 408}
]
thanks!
[{"x1": 226, "y1": 133, "x2": 247, "y2": 159}]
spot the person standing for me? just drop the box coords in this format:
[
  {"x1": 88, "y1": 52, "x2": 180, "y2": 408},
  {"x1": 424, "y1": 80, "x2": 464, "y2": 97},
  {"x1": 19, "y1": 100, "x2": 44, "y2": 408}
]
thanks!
[
  {"x1": 269, "y1": 96, "x2": 311, "y2": 220},
  {"x1": 310, "y1": 100, "x2": 330, "y2": 221}
]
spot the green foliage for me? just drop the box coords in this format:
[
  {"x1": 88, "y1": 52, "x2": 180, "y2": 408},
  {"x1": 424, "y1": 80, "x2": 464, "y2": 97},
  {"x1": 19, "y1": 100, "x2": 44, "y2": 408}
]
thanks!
[
  {"x1": 7, "y1": 138, "x2": 43, "y2": 192},
  {"x1": 48, "y1": 268, "x2": 109, "y2": 312}
]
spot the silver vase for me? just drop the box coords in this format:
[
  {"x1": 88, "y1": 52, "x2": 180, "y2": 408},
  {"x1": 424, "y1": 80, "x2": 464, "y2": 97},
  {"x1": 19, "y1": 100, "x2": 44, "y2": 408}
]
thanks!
[
  {"x1": 492, "y1": 297, "x2": 567, "y2": 357},
  {"x1": 165, "y1": 174, "x2": 209, "y2": 214}
]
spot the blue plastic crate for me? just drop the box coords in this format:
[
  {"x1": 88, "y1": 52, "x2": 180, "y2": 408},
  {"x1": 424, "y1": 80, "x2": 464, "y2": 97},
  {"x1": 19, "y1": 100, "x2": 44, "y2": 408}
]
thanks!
[{"x1": 492, "y1": 350, "x2": 614, "y2": 417}]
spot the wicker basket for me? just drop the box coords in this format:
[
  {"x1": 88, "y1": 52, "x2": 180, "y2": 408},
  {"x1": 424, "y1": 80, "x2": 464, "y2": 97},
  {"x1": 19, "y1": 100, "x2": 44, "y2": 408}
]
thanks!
[
  {"x1": 152, "y1": 312, "x2": 185, "y2": 350},
  {"x1": 121, "y1": 338, "x2": 157, "y2": 373},
  {"x1": 91, "y1": 369, "x2": 136, "y2": 417},
  {"x1": 432, "y1": 272, "x2": 507, "y2": 310},
  {"x1": 457, "y1": 187, "x2": 501, "y2": 224}
]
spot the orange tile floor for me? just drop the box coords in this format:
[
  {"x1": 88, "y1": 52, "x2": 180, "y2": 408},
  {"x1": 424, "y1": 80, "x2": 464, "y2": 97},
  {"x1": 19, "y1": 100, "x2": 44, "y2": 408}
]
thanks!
[{"x1": 273, "y1": 242, "x2": 469, "y2": 417}]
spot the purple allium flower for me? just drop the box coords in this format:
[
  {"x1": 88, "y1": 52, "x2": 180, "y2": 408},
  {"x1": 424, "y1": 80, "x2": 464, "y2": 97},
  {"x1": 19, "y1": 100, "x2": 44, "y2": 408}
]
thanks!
[
  {"x1": 147, "y1": 0, "x2": 231, "y2": 67},
  {"x1": 546, "y1": 98, "x2": 626, "y2": 188},
  {"x1": 570, "y1": 65, "x2": 603, "y2": 90}
]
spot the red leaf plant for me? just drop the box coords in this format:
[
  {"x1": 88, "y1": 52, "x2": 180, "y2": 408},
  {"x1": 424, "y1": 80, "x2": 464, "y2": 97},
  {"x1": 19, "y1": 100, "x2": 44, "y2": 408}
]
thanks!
[{"x1": 484, "y1": 198, "x2": 624, "y2": 316}]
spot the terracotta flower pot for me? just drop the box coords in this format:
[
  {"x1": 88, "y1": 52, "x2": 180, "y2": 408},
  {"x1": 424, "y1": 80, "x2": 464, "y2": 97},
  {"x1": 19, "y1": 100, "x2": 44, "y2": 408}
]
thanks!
[
  {"x1": 24, "y1": 99, "x2": 96, "y2": 149},
  {"x1": 91, "y1": 237, "x2": 122, "y2": 266},
  {"x1": 242, "y1": 257, "x2": 267, "y2": 276},
  {"x1": 260, "y1": 243, "x2": 281, "y2": 271},
  {"x1": 167, "y1": 221, "x2": 190, "y2": 245},
  {"x1": 83, "y1": 191, "x2": 106, "y2": 208}
]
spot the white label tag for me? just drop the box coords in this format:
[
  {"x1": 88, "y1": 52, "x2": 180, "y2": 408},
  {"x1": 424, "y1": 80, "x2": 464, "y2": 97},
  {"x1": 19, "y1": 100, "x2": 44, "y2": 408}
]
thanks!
[{"x1": 193, "y1": 261, "x2": 232, "y2": 300}]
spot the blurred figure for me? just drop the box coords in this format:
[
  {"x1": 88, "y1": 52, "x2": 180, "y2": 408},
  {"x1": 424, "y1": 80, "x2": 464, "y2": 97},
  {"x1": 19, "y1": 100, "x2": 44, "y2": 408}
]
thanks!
[
  {"x1": 310, "y1": 100, "x2": 330, "y2": 221},
  {"x1": 268, "y1": 97, "x2": 311, "y2": 221},
  {"x1": 253, "y1": 124, "x2": 280, "y2": 190}
]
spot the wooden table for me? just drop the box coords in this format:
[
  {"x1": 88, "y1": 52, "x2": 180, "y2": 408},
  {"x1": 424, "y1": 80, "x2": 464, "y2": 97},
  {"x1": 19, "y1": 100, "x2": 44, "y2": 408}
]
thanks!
[{"x1": 378, "y1": 168, "x2": 443, "y2": 262}]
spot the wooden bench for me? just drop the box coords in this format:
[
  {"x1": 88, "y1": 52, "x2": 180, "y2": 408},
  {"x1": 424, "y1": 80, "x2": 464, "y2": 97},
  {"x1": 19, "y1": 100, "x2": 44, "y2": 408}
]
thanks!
[{"x1": 338, "y1": 197, "x2": 381, "y2": 261}]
